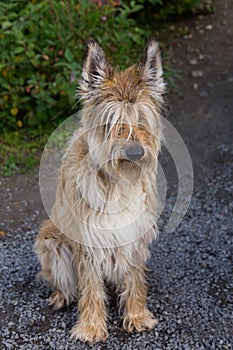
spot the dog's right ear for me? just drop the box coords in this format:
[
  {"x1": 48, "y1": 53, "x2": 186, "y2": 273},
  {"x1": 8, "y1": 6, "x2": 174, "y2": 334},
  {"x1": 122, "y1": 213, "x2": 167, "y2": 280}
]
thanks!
[
  {"x1": 79, "y1": 39, "x2": 112, "y2": 99},
  {"x1": 139, "y1": 38, "x2": 165, "y2": 99}
]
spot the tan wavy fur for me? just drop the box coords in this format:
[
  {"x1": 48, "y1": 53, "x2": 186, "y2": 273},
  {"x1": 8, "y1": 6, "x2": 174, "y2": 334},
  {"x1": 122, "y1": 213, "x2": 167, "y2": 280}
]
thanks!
[{"x1": 34, "y1": 38, "x2": 165, "y2": 344}]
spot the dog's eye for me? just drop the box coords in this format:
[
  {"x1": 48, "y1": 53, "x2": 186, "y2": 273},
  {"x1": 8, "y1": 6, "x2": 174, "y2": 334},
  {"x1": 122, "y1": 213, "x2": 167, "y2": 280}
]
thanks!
[{"x1": 117, "y1": 126, "x2": 128, "y2": 135}]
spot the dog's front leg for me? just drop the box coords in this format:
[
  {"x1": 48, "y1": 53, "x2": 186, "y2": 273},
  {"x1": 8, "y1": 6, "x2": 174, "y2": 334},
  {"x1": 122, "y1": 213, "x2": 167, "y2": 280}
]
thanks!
[
  {"x1": 119, "y1": 265, "x2": 158, "y2": 333},
  {"x1": 70, "y1": 261, "x2": 108, "y2": 343}
]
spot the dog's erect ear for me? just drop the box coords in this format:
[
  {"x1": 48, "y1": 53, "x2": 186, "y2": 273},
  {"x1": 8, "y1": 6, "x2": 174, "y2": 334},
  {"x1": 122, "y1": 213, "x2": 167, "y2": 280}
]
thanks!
[
  {"x1": 79, "y1": 39, "x2": 112, "y2": 98},
  {"x1": 139, "y1": 38, "x2": 165, "y2": 96}
]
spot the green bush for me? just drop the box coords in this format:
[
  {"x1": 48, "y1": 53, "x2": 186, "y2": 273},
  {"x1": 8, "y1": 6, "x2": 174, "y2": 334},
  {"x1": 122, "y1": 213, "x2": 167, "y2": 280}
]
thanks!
[
  {"x1": 0, "y1": 0, "x2": 145, "y2": 131},
  {"x1": 0, "y1": 0, "x2": 206, "y2": 133},
  {"x1": 0, "y1": 0, "x2": 209, "y2": 175}
]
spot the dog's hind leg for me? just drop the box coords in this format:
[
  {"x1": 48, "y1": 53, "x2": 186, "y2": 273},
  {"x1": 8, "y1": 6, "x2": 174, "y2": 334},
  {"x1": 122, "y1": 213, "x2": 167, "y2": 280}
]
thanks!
[{"x1": 34, "y1": 219, "x2": 77, "y2": 309}]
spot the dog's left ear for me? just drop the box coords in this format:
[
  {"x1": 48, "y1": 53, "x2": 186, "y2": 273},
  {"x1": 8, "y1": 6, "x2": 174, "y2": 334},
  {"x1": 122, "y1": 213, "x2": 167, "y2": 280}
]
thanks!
[
  {"x1": 139, "y1": 38, "x2": 165, "y2": 96},
  {"x1": 79, "y1": 39, "x2": 112, "y2": 98}
]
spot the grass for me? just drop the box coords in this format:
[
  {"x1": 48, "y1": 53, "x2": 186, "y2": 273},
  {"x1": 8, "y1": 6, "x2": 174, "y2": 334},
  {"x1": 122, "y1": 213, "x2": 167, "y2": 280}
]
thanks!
[{"x1": 0, "y1": 130, "x2": 49, "y2": 176}]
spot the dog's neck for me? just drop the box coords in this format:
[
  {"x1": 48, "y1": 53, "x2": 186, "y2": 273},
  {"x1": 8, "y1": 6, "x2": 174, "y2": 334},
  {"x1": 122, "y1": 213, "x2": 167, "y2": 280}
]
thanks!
[
  {"x1": 97, "y1": 168, "x2": 119, "y2": 186},
  {"x1": 76, "y1": 157, "x2": 146, "y2": 209}
]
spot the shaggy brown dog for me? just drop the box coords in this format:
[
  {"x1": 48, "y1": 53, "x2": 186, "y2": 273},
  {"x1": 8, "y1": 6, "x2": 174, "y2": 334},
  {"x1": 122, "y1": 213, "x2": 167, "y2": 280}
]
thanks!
[{"x1": 35, "y1": 38, "x2": 165, "y2": 343}]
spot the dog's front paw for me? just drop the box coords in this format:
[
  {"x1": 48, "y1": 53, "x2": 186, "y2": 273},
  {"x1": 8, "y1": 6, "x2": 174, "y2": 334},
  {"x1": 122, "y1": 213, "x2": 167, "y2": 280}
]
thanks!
[
  {"x1": 123, "y1": 310, "x2": 158, "y2": 333},
  {"x1": 70, "y1": 322, "x2": 108, "y2": 343}
]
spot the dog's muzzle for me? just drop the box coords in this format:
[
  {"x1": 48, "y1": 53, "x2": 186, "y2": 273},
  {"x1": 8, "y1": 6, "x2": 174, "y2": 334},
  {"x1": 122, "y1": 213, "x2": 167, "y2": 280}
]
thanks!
[{"x1": 125, "y1": 144, "x2": 145, "y2": 161}]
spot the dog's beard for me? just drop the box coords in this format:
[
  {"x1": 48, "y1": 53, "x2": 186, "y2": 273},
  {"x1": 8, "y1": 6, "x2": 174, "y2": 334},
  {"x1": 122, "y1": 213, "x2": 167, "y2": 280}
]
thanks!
[
  {"x1": 101, "y1": 146, "x2": 156, "y2": 183},
  {"x1": 86, "y1": 129, "x2": 157, "y2": 182},
  {"x1": 106, "y1": 158, "x2": 142, "y2": 183}
]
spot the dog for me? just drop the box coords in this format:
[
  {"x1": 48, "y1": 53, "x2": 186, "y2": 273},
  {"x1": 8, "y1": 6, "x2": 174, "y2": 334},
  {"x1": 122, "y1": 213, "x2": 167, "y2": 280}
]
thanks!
[{"x1": 35, "y1": 38, "x2": 165, "y2": 343}]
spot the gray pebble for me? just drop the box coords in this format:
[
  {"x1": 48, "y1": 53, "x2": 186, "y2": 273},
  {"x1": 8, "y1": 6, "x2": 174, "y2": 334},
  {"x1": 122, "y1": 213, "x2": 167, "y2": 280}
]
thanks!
[{"x1": 191, "y1": 70, "x2": 204, "y2": 78}]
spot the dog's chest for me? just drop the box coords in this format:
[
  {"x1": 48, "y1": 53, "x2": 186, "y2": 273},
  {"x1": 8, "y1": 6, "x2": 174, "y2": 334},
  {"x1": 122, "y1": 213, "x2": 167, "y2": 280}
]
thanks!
[
  {"x1": 84, "y1": 182, "x2": 154, "y2": 248},
  {"x1": 104, "y1": 184, "x2": 147, "y2": 226}
]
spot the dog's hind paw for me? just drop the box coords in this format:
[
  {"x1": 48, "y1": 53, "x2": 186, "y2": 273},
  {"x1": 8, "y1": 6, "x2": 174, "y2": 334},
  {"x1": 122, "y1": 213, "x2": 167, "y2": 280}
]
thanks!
[
  {"x1": 70, "y1": 322, "x2": 108, "y2": 343},
  {"x1": 48, "y1": 290, "x2": 66, "y2": 310}
]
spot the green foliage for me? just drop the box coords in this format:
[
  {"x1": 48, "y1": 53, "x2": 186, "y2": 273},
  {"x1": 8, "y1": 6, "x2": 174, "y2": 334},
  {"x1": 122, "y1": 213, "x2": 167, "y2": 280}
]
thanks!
[
  {"x1": 0, "y1": 0, "x2": 206, "y2": 176},
  {"x1": 0, "y1": 0, "x2": 204, "y2": 133},
  {"x1": 0, "y1": 0, "x2": 146, "y2": 132}
]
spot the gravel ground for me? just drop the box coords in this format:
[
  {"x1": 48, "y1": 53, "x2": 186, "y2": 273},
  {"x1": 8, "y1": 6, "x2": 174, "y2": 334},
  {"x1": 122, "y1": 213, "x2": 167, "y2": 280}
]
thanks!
[
  {"x1": 0, "y1": 159, "x2": 232, "y2": 350},
  {"x1": 0, "y1": 1, "x2": 232, "y2": 349}
]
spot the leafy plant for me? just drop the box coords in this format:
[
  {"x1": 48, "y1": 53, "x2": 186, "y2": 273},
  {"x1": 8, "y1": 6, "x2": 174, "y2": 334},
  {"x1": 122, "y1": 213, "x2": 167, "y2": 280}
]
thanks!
[
  {"x1": 0, "y1": 0, "x2": 146, "y2": 132},
  {"x1": 0, "y1": 0, "x2": 208, "y2": 176}
]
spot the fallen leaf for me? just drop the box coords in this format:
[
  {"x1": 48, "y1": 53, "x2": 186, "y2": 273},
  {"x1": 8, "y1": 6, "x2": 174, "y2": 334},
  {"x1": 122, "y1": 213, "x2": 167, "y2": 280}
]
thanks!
[{"x1": 0, "y1": 231, "x2": 8, "y2": 236}]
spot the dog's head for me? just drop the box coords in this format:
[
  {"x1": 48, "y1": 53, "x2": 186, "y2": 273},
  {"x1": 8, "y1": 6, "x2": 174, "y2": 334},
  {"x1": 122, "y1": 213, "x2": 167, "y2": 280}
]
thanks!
[{"x1": 77, "y1": 39, "x2": 165, "y2": 180}]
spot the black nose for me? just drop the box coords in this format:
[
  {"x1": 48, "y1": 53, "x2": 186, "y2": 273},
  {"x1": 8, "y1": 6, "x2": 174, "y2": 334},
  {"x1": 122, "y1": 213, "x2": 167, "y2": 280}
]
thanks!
[{"x1": 125, "y1": 144, "x2": 145, "y2": 161}]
